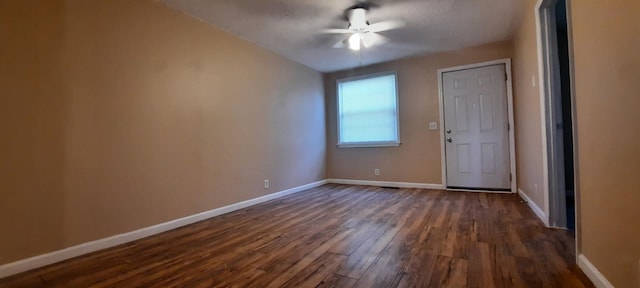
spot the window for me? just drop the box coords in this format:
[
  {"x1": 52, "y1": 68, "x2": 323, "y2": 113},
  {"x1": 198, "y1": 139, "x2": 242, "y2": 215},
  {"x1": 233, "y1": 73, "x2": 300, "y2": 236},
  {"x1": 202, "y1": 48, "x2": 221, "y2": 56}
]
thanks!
[{"x1": 337, "y1": 72, "x2": 400, "y2": 148}]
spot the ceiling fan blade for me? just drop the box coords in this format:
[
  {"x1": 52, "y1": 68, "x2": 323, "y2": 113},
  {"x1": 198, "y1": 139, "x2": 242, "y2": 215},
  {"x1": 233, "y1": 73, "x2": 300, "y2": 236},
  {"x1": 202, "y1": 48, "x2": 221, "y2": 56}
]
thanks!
[
  {"x1": 361, "y1": 32, "x2": 388, "y2": 48},
  {"x1": 332, "y1": 36, "x2": 350, "y2": 48},
  {"x1": 366, "y1": 20, "x2": 405, "y2": 33},
  {"x1": 322, "y1": 28, "x2": 352, "y2": 34}
]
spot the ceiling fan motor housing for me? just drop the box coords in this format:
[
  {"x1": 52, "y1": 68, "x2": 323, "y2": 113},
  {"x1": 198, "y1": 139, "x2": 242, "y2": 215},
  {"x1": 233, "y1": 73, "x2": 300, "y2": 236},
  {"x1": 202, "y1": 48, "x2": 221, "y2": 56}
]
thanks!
[{"x1": 348, "y1": 8, "x2": 369, "y2": 31}]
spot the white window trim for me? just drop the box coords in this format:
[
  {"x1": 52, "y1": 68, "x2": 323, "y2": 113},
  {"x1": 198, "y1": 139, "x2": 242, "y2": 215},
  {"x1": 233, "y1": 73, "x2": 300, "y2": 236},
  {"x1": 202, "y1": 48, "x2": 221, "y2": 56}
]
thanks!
[{"x1": 336, "y1": 71, "x2": 401, "y2": 148}]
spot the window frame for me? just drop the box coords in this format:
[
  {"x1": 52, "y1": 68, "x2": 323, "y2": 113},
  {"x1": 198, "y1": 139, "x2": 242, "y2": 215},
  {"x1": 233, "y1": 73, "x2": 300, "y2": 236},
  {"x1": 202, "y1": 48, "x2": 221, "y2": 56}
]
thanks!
[{"x1": 336, "y1": 71, "x2": 401, "y2": 148}]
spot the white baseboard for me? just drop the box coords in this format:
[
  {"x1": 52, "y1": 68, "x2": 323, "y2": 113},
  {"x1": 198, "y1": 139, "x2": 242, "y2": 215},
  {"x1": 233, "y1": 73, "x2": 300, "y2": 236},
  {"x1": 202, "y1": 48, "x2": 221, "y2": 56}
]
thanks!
[
  {"x1": 518, "y1": 188, "x2": 549, "y2": 226},
  {"x1": 577, "y1": 254, "x2": 615, "y2": 288},
  {"x1": 328, "y1": 178, "x2": 444, "y2": 190},
  {"x1": 0, "y1": 179, "x2": 328, "y2": 279}
]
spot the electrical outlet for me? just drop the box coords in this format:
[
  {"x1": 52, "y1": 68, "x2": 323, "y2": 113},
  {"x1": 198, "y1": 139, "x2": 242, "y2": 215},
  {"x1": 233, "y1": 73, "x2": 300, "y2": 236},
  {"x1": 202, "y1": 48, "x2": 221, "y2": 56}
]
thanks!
[
  {"x1": 374, "y1": 169, "x2": 380, "y2": 176},
  {"x1": 428, "y1": 122, "x2": 438, "y2": 130},
  {"x1": 264, "y1": 179, "x2": 269, "y2": 189}
]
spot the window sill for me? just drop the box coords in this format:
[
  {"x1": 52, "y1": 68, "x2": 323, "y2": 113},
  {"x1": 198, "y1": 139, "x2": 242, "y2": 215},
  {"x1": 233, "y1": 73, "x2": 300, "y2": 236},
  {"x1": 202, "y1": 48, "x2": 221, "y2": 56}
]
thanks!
[{"x1": 337, "y1": 142, "x2": 401, "y2": 148}]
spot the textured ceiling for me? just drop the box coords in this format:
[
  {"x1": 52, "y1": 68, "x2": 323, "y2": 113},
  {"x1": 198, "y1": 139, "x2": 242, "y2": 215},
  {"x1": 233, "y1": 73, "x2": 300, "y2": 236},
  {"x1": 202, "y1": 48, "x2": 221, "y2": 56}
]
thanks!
[{"x1": 160, "y1": 0, "x2": 525, "y2": 72}]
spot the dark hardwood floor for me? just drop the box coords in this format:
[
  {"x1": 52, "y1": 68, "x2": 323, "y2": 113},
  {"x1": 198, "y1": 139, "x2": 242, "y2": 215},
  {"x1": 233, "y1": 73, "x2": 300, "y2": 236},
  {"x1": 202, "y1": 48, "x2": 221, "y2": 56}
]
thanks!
[{"x1": 0, "y1": 184, "x2": 593, "y2": 287}]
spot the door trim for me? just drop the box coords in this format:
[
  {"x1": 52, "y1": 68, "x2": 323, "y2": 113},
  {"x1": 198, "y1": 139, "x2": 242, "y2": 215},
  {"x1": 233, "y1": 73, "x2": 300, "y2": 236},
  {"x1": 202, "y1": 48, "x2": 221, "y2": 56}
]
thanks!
[
  {"x1": 437, "y1": 59, "x2": 517, "y2": 193},
  {"x1": 536, "y1": 0, "x2": 580, "y2": 229}
]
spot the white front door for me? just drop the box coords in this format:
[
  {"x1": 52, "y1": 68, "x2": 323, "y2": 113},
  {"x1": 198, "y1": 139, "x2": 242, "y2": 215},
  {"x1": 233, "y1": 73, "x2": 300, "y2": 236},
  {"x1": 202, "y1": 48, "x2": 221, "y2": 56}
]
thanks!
[{"x1": 443, "y1": 64, "x2": 510, "y2": 190}]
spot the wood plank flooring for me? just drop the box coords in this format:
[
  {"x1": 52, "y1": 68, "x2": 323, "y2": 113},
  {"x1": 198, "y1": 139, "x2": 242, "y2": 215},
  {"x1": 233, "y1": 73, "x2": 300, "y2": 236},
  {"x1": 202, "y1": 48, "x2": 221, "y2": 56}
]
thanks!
[{"x1": 0, "y1": 184, "x2": 593, "y2": 287}]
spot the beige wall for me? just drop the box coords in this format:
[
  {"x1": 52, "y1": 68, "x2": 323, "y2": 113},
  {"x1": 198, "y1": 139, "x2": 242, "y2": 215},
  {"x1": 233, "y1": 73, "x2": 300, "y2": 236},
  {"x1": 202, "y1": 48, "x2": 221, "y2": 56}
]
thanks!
[
  {"x1": 0, "y1": 0, "x2": 325, "y2": 264},
  {"x1": 511, "y1": 0, "x2": 546, "y2": 213},
  {"x1": 324, "y1": 42, "x2": 513, "y2": 184},
  {"x1": 571, "y1": 1, "x2": 640, "y2": 286},
  {"x1": 0, "y1": 1, "x2": 67, "y2": 263}
]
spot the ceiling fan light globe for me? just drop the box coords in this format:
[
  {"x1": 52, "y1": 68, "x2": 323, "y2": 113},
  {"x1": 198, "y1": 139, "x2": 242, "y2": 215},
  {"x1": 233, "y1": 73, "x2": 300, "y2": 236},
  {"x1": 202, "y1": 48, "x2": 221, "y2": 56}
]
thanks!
[{"x1": 348, "y1": 33, "x2": 361, "y2": 50}]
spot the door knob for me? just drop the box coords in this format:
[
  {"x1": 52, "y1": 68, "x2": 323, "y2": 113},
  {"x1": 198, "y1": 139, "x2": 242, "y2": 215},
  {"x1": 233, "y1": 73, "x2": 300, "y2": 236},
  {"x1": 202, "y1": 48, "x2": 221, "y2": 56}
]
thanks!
[
  {"x1": 446, "y1": 138, "x2": 452, "y2": 143},
  {"x1": 446, "y1": 129, "x2": 452, "y2": 134}
]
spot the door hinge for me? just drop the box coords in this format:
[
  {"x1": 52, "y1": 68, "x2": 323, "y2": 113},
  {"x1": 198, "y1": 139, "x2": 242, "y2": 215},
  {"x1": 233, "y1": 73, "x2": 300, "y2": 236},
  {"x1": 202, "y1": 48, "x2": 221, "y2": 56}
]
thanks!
[
  {"x1": 505, "y1": 73, "x2": 508, "y2": 82},
  {"x1": 507, "y1": 123, "x2": 510, "y2": 131}
]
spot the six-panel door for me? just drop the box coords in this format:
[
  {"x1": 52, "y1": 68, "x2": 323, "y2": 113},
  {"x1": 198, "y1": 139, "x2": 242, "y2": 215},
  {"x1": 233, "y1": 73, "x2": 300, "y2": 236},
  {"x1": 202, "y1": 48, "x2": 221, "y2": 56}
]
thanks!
[{"x1": 443, "y1": 64, "x2": 510, "y2": 190}]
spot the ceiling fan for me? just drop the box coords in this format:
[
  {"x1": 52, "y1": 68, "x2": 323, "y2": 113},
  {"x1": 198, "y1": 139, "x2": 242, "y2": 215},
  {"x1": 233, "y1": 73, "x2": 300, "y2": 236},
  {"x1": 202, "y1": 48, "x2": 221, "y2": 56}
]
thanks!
[{"x1": 324, "y1": 6, "x2": 405, "y2": 51}]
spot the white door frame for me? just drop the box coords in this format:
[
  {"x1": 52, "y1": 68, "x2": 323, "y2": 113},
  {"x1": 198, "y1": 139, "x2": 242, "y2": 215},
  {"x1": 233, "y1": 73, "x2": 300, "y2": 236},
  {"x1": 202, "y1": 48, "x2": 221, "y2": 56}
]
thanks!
[
  {"x1": 536, "y1": 0, "x2": 581, "y2": 255},
  {"x1": 536, "y1": 0, "x2": 579, "y2": 229},
  {"x1": 536, "y1": 0, "x2": 563, "y2": 228},
  {"x1": 437, "y1": 59, "x2": 517, "y2": 193}
]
